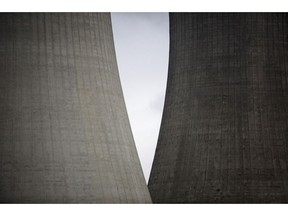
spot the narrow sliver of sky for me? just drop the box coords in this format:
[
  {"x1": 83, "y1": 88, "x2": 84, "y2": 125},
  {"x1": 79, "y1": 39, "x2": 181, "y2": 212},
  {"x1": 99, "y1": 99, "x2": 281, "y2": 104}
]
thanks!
[{"x1": 111, "y1": 13, "x2": 169, "y2": 182}]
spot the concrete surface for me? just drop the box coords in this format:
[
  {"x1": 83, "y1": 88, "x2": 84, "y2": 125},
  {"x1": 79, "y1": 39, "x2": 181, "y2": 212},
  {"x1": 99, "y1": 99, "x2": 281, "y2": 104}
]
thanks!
[
  {"x1": 0, "y1": 13, "x2": 151, "y2": 203},
  {"x1": 149, "y1": 13, "x2": 288, "y2": 203}
]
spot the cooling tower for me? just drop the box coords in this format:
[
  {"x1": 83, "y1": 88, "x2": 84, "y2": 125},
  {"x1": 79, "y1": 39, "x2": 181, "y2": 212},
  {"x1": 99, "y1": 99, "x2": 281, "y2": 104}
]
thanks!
[
  {"x1": 0, "y1": 13, "x2": 151, "y2": 203},
  {"x1": 148, "y1": 13, "x2": 288, "y2": 203}
]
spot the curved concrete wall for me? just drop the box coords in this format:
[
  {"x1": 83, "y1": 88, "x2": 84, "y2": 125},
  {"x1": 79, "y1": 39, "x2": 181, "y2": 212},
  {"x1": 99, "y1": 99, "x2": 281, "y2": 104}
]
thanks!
[
  {"x1": 149, "y1": 13, "x2": 288, "y2": 203},
  {"x1": 0, "y1": 13, "x2": 151, "y2": 203}
]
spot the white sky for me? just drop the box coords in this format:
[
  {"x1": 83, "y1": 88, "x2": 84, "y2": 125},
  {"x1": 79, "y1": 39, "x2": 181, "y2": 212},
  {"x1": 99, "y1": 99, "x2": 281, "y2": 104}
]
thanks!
[{"x1": 111, "y1": 13, "x2": 169, "y2": 182}]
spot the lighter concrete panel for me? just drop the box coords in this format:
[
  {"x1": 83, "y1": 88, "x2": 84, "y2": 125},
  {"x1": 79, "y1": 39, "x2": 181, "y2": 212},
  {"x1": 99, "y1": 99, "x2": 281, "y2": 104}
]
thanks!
[{"x1": 0, "y1": 13, "x2": 151, "y2": 203}]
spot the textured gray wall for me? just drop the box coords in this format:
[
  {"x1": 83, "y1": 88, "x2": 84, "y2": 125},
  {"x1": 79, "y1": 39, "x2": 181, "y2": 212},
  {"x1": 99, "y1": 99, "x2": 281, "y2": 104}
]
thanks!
[
  {"x1": 149, "y1": 13, "x2": 288, "y2": 203},
  {"x1": 0, "y1": 13, "x2": 151, "y2": 203}
]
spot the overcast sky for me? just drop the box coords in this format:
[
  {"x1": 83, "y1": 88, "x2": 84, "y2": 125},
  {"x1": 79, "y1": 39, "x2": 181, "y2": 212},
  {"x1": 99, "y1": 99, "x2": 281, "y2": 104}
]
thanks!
[{"x1": 111, "y1": 13, "x2": 169, "y2": 182}]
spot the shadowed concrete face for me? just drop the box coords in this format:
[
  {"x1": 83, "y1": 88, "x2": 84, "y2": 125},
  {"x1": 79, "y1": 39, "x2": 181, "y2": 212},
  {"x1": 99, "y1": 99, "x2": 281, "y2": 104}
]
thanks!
[
  {"x1": 0, "y1": 13, "x2": 151, "y2": 203},
  {"x1": 148, "y1": 13, "x2": 288, "y2": 203}
]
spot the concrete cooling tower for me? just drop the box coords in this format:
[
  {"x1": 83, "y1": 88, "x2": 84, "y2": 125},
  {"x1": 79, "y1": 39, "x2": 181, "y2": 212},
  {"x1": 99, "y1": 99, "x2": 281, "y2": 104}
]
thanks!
[
  {"x1": 0, "y1": 13, "x2": 151, "y2": 203},
  {"x1": 148, "y1": 13, "x2": 288, "y2": 203}
]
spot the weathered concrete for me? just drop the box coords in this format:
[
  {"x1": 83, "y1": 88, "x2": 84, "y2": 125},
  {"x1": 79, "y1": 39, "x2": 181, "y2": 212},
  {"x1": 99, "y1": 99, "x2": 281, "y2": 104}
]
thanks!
[
  {"x1": 149, "y1": 13, "x2": 288, "y2": 203},
  {"x1": 0, "y1": 13, "x2": 151, "y2": 203}
]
